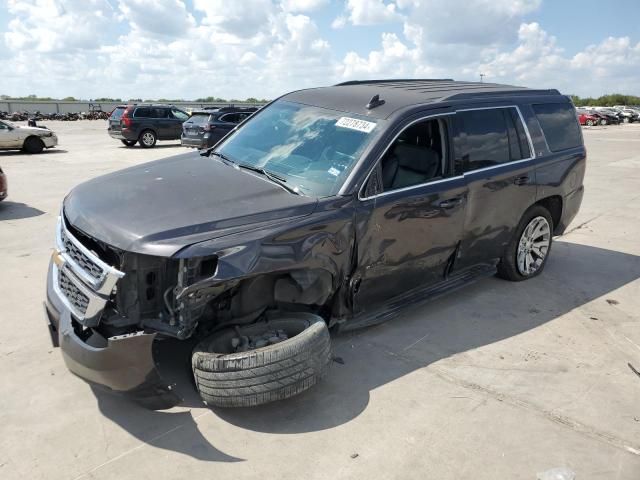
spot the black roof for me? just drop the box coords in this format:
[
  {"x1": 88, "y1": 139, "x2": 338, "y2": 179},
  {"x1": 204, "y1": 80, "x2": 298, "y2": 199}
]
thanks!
[
  {"x1": 190, "y1": 106, "x2": 258, "y2": 115},
  {"x1": 283, "y1": 79, "x2": 562, "y2": 119}
]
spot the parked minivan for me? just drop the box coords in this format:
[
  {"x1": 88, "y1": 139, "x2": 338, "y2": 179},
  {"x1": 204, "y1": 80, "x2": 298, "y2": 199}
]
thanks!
[
  {"x1": 46, "y1": 80, "x2": 585, "y2": 409},
  {"x1": 108, "y1": 104, "x2": 190, "y2": 148}
]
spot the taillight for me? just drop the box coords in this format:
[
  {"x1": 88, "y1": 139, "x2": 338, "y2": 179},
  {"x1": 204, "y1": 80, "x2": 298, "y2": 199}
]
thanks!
[
  {"x1": 121, "y1": 108, "x2": 132, "y2": 128},
  {"x1": 203, "y1": 124, "x2": 215, "y2": 132}
]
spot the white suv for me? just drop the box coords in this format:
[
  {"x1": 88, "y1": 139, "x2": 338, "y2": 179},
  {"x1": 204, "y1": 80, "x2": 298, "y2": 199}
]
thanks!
[{"x1": 0, "y1": 120, "x2": 58, "y2": 153}]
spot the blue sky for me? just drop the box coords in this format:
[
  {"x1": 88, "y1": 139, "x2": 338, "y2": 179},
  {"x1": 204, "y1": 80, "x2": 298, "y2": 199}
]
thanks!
[{"x1": 1, "y1": 0, "x2": 639, "y2": 99}]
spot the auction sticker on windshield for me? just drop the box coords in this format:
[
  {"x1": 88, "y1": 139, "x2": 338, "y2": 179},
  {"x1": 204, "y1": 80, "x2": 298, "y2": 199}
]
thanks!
[{"x1": 336, "y1": 117, "x2": 376, "y2": 133}]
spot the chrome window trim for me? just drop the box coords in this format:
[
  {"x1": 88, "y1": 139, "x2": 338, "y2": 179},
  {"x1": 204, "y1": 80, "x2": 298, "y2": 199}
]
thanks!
[
  {"x1": 358, "y1": 112, "x2": 456, "y2": 201},
  {"x1": 357, "y1": 105, "x2": 537, "y2": 200},
  {"x1": 361, "y1": 174, "x2": 466, "y2": 200}
]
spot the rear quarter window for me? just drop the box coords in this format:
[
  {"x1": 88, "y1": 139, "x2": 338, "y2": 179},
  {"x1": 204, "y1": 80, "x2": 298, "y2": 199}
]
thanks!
[
  {"x1": 134, "y1": 107, "x2": 151, "y2": 118},
  {"x1": 532, "y1": 103, "x2": 582, "y2": 152}
]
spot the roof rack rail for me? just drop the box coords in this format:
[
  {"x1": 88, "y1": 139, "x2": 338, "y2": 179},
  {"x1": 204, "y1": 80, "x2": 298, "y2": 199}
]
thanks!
[
  {"x1": 335, "y1": 78, "x2": 454, "y2": 86},
  {"x1": 216, "y1": 106, "x2": 259, "y2": 113},
  {"x1": 444, "y1": 89, "x2": 560, "y2": 101}
]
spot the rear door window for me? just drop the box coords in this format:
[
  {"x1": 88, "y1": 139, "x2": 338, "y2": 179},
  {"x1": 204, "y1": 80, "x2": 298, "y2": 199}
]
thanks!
[
  {"x1": 219, "y1": 113, "x2": 240, "y2": 123},
  {"x1": 532, "y1": 103, "x2": 582, "y2": 152},
  {"x1": 455, "y1": 108, "x2": 510, "y2": 172},
  {"x1": 152, "y1": 108, "x2": 168, "y2": 118},
  {"x1": 454, "y1": 107, "x2": 532, "y2": 173},
  {"x1": 505, "y1": 108, "x2": 531, "y2": 160}
]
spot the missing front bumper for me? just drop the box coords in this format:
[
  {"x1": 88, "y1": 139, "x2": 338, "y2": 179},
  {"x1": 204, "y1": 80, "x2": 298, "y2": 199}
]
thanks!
[{"x1": 46, "y1": 261, "x2": 181, "y2": 410}]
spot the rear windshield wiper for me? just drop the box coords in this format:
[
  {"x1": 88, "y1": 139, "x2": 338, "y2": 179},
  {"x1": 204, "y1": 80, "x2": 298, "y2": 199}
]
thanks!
[{"x1": 236, "y1": 163, "x2": 302, "y2": 196}]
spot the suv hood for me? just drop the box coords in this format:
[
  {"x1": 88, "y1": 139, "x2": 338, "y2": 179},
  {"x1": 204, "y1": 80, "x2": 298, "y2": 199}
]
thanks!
[{"x1": 63, "y1": 152, "x2": 318, "y2": 256}]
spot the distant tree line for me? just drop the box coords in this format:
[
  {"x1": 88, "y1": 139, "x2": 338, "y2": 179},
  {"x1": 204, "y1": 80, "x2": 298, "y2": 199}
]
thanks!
[
  {"x1": 570, "y1": 93, "x2": 640, "y2": 107},
  {"x1": 0, "y1": 94, "x2": 269, "y2": 103}
]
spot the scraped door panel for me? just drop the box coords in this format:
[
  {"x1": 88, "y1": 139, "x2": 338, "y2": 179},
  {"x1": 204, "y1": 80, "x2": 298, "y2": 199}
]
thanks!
[{"x1": 354, "y1": 177, "x2": 468, "y2": 312}]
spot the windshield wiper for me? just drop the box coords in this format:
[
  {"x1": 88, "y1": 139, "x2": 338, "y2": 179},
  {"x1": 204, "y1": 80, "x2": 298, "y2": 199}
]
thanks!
[
  {"x1": 208, "y1": 151, "x2": 234, "y2": 165},
  {"x1": 207, "y1": 151, "x2": 302, "y2": 195},
  {"x1": 236, "y1": 163, "x2": 302, "y2": 196}
]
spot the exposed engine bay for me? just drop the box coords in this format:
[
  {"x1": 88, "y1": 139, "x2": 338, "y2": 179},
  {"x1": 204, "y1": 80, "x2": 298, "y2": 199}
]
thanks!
[{"x1": 63, "y1": 215, "x2": 335, "y2": 344}]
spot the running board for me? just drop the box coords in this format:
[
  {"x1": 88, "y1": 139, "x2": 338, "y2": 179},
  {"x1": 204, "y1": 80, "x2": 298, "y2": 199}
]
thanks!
[{"x1": 341, "y1": 263, "x2": 497, "y2": 331}]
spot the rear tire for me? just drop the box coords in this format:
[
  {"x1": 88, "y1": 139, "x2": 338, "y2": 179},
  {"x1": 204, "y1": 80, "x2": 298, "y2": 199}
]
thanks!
[
  {"x1": 121, "y1": 139, "x2": 136, "y2": 147},
  {"x1": 138, "y1": 130, "x2": 157, "y2": 148},
  {"x1": 497, "y1": 205, "x2": 554, "y2": 282},
  {"x1": 192, "y1": 313, "x2": 331, "y2": 408},
  {"x1": 23, "y1": 136, "x2": 44, "y2": 154}
]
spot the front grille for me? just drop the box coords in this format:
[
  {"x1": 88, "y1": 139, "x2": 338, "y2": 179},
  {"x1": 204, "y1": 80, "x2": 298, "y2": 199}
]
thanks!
[
  {"x1": 58, "y1": 268, "x2": 89, "y2": 315},
  {"x1": 60, "y1": 228, "x2": 103, "y2": 280}
]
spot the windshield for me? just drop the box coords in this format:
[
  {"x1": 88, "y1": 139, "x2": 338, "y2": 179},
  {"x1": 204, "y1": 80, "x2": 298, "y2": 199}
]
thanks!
[{"x1": 214, "y1": 100, "x2": 379, "y2": 197}]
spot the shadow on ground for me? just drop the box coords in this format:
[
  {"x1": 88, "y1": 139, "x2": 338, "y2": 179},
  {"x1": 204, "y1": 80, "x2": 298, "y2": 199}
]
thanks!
[
  {"x1": 92, "y1": 386, "x2": 244, "y2": 463},
  {"x1": 0, "y1": 149, "x2": 68, "y2": 156},
  {"x1": 117, "y1": 143, "x2": 182, "y2": 149},
  {"x1": 0, "y1": 201, "x2": 45, "y2": 220},
  {"x1": 92, "y1": 241, "x2": 640, "y2": 459}
]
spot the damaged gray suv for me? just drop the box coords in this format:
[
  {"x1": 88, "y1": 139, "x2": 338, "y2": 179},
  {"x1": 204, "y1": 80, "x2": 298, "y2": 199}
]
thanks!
[{"x1": 45, "y1": 79, "x2": 585, "y2": 409}]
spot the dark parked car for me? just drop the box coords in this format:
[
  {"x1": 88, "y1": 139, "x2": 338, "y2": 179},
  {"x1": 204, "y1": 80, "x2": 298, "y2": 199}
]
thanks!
[
  {"x1": 181, "y1": 106, "x2": 258, "y2": 149},
  {"x1": 46, "y1": 80, "x2": 585, "y2": 409},
  {"x1": 0, "y1": 166, "x2": 7, "y2": 201},
  {"x1": 108, "y1": 104, "x2": 190, "y2": 148}
]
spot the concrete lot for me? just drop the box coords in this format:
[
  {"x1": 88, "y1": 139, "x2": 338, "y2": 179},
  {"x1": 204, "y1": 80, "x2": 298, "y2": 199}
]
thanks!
[{"x1": 1, "y1": 120, "x2": 639, "y2": 480}]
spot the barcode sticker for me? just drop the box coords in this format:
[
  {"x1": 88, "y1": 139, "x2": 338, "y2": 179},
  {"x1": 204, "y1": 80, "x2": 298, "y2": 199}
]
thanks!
[{"x1": 336, "y1": 117, "x2": 376, "y2": 133}]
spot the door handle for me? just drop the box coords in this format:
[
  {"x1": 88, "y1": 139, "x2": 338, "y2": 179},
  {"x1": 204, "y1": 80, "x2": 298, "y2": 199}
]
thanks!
[
  {"x1": 439, "y1": 197, "x2": 464, "y2": 209},
  {"x1": 513, "y1": 175, "x2": 529, "y2": 186}
]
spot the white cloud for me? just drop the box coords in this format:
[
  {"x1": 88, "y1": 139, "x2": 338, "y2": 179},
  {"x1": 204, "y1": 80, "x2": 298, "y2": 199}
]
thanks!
[
  {"x1": 118, "y1": 0, "x2": 195, "y2": 38},
  {"x1": 193, "y1": 0, "x2": 276, "y2": 40},
  {"x1": 337, "y1": 0, "x2": 403, "y2": 26},
  {"x1": 280, "y1": 0, "x2": 328, "y2": 13},
  {"x1": 331, "y1": 16, "x2": 347, "y2": 29},
  {"x1": 4, "y1": 0, "x2": 113, "y2": 52},
  {"x1": 397, "y1": 0, "x2": 541, "y2": 46},
  {"x1": 339, "y1": 32, "x2": 418, "y2": 78},
  {"x1": 1, "y1": 0, "x2": 639, "y2": 99}
]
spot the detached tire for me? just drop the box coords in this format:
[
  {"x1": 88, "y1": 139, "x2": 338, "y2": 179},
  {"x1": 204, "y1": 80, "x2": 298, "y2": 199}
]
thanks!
[
  {"x1": 192, "y1": 313, "x2": 331, "y2": 408},
  {"x1": 23, "y1": 136, "x2": 44, "y2": 154}
]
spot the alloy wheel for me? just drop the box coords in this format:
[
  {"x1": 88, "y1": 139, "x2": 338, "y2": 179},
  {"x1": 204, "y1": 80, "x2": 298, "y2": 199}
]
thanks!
[
  {"x1": 516, "y1": 216, "x2": 551, "y2": 276},
  {"x1": 142, "y1": 132, "x2": 155, "y2": 146}
]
